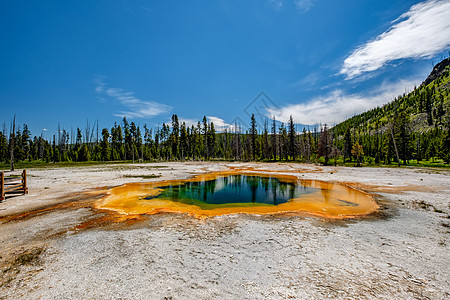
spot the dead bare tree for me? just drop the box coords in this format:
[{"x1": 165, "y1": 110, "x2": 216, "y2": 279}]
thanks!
[{"x1": 10, "y1": 115, "x2": 16, "y2": 171}]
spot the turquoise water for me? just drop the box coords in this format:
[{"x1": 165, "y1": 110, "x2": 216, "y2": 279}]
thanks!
[{"x1": 145, "y1": 175, "x2": 317, "y2": 209}]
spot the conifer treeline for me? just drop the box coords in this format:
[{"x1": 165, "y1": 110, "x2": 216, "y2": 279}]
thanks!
[
  {"x1": 1, "y1": 61, "x2": 449, "y2": 166},
  {"x1": 0, "y1": 111, "x2": 449, "y2": 166}
]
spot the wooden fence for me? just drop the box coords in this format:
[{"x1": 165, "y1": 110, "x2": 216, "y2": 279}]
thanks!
[{"x1": 0, "y1": 169, "x2": 28, "y2": 201}]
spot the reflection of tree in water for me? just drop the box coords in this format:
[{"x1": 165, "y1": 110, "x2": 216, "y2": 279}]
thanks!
[
  {"x1": 170, "y1": 185, "x2": 178, "y2": 200},
  {"x1": 271, "y1": 177, "x2": 278, "y2": 205},
  {"x1": 320, "y1": 186, "x2": 330, "y2": 203},
  {"x1": 190, "y1": 180, "x2": 203, "y2": 199},
  {"x1": 232, "y1": 175, "x2": 241, "y2": 192},
  {"x1": 279, "y1": 179, "x2": 287, "y2": 198},
  {"x1": 262, "y1": 176, "x2": 269, "y2": 192},
  {"x1": 289, "y1": 183, "x2": 295, "y2": 200},
  {"x1": 151, "y1": 174, "x2": 317, "y2": 206},
  {"x1": 206, "y1": 179, "x2": 216, "y2": 203},
  {"x1": 245, "y1": 176, "x2": 259, "y2": 203}
]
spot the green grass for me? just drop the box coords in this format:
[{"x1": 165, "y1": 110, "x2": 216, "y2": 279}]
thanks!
[
  {"x1": 0, "y1": 160, "x2": 167, "y2": 170},
  {"x1": 1, "y1": 157, "x2": 448, "y2": 171},
  {"x1": 314, "y1": 156, "x2": 450, "y2": 169}
]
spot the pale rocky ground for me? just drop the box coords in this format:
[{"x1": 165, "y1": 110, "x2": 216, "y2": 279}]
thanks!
[{"x1": 0, "y1": 162, "x2": 449, "y2": 299}]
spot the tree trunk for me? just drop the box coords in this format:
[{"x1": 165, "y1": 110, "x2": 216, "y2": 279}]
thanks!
[{"x1": 10, "y1": 115, "x2": 15, "y2": 171}]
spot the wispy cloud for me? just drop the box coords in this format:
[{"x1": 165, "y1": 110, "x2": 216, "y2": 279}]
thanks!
[
  {"x1": 267, "y1": 78, "x2": 420, "y2": 125},
  {"x1": 94, "y1": 76, "x2": 107, "y2": 93},
  {"x1": 267, "y1": 0, "x2": 315, "y2": 12},
  {"x1": 294, "y1": 0, "x2": 315, "y2": 12},
  {"x1": 268, "y1": 0, "x2": 283, "y2": 11},
  {"x1": 289, "y1": 72, "x2": 320, "y2": 89},
  {"x1": 141, "y1": 6, "x2": 152, "y2": 13},
  {"x1": 95, "y1": 77, "x2": 172, "y2": 119},
  {"x1": 341, "y1": 0, "x2": 450, "y2": 79}
]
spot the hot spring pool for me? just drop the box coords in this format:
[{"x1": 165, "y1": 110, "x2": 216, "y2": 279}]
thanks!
[{"x1": 95, "y1": 172, "x2": 379, "y2": 219}]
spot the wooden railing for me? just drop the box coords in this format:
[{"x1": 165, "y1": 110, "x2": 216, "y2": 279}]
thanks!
[{"x1": 0, "y1": 169, "x2": 28, "y2": 201}]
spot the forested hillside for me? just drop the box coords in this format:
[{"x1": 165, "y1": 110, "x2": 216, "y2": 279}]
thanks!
[
  {"x1": 1, "y1": 59, "x2": 449, "y2": 167},
  {"x1": 334, "y1": 58, "x2": 450, "y2": 134},
  {"x1": 333, "y1": 57, "x2": 450, "y2": 165}
]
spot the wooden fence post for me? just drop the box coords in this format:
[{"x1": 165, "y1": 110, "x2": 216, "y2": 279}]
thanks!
[
  {"x1": 1, "y1": 172, "x2": 4, "y2": 201},
  {"x1": 22, "y1": 169, "x2": 28, "y2": 194}
]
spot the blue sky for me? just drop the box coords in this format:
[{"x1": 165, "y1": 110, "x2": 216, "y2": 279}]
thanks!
[{"x1": 1, "y1": 0, "x2": 449, "y2": 137}]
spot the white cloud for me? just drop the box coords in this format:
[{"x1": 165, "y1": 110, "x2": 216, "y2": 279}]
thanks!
[
  {"x1": 267, "y1": 78, "x2": 420, "y2": 125},
  {"x1": 163, "y1": 116, "x2": 239, "y2": 132},
  {"x1": 177, "y1": 118, "x2": 199, "y2": 128},
  {"x1": 183, "y1": 116, "x2": 241, "y2": 132},
  {"x1": 95, "y1": 78, "x2": 171, "y2": 119},
  {"x1": 341, "y1": 0, "x2": 450, "y2": 79},
  {"x1": 207, "y1": 116, "x2": 238, "y2": 132},
  {"x1": 207, "y1": 116, "x2": 228, "y2": 127},
  {"x1": 294, "y1": 0, "x2": 315, "y2": 12}
]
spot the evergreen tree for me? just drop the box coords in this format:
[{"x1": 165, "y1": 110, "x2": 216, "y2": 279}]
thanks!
[
  {"x1": 382, "y1": 131, "x2": 394, "y2": 164},
  {"x1": 395, "y1": 111, "x2": 411, "y2": 165},
  {"x1": 343, "y1": 127, "x2": 352, "y2": 162},
  {"x1": 300, "y1": 127, "x2": 310, "y2": 161},
  {"x1": 52, "y1": 135, "x2": 60, "y2": 162},
  {"x1": 271, "y1": 116, "x2": 277, "y2": 161},
  {"x1": 263, "y1": 120, "x2": 269, "y2": 160},
  {"x1": 180, "y1": 122, "x2": 188, "y2": 159},
  {"x1": 0, "y1": 131, "x2": 8, "y2": 162},
  {"x1": 250, "y1": 114, "x2": 257, "y2": 160},
  {"x1": 130, "y1": 121, "x2": 138, "y2": 162},
  {"x1": 13, "y1": 127, "x2": 25, "y2": 162},
  {"x1": 123, "y1": 117, "x2": 131, "y2": 160},
  {"x1": 171, "y1": 114, "x2": 179, "y2": 159},
  {"x1": 440, "y1": 118, "x2": 450, "y2": 164},
  {"x1": 22, "y1": 124, "x2": 31, "y2": 161},
  {"x1": 100, "y1": 128, "x2": 111, "y2": 161},
  {"x1": 111, "y1": 123, "x2": 124, "y2": 160},
  {"x1": 202, "y1": 116, "x2": 208, "y2": 159},
  {"x1": 318, "y1": 124, "x2": 332, "y2": 165},
  {"x1": 78, "y1": 144, "x2": 91, "y2": 161},
  {"x1": 233, "y1": 121, "x2": 241, "y2": 160},
  {"x1": 154, "y1": 127, "x2": 160, "y2": 159},
  {"x1": 288, "y1": 115, "x2": 296, "y2": 160},
  {"x1": 136, "y1": 125, "x2": 142, "y2": 161},
  {"x1": 208, "y1": 122, "x2": 216, "y2": 158},
  {"x1": 279, "y1": 123, "x2": 287, "y2": 161}
]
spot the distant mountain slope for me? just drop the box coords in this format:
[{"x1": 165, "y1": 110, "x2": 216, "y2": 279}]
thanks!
[
  {"x1": 334, "y1": 58, "x2": 450, "y2": 136},
  {"x1": 423, "y1": 57, "x2": 450, "y2": 86}
]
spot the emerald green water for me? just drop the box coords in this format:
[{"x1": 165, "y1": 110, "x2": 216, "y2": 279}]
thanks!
[{"x1": 145, "y1": 175, "x2": 317, "y2": 209}]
